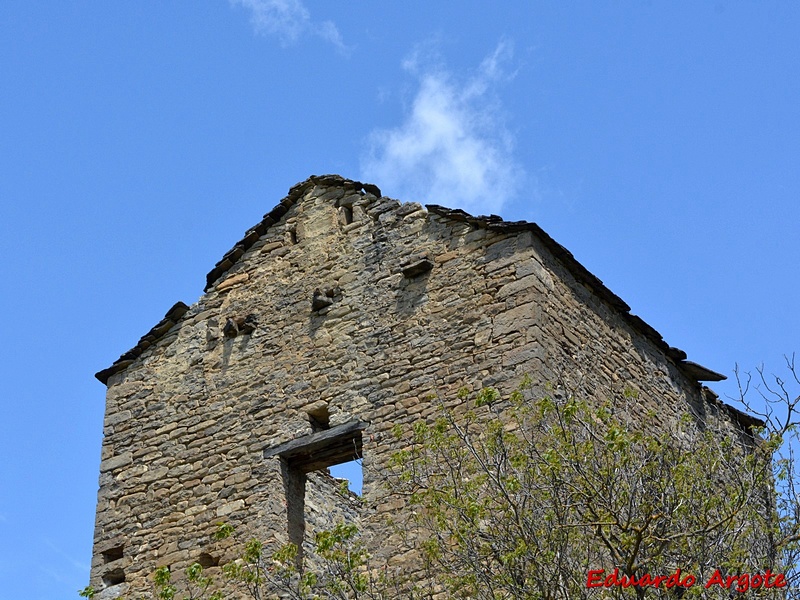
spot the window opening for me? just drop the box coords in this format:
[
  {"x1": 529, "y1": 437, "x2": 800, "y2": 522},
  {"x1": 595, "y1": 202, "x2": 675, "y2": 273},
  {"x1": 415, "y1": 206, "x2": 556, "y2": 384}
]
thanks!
[
  {"x1": 103, "y1": 568, "x2": 126, "y2": 586},
  {"x1": 265, "y1": 421, "x2": 366, "y2": 567},
  {"x1": 306, "y1": 403, "x2": 330, "y2": 432},
  {"x1": 340, "y1": 205, "x2": 353, "y2": 225},
  {"x1": 102, "y1": 545, "x2": 124, "y2": 563},
  {"x1": 329, "y1": 459, "x2": 363, "y2": 495},
  {"x1": 197, "y1": 552, "x2": 219, "y2": 568}
]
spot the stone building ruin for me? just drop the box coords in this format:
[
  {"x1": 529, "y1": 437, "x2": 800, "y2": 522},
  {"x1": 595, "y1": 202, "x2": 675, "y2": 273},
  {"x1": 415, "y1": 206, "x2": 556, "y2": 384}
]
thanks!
[{"x1": 89, "y1": 174, "x2": 759, "y2": 598}]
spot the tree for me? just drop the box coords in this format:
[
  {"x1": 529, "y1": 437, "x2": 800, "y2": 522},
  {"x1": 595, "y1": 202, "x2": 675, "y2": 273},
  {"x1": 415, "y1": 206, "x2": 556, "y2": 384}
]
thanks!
[
  {"x1": 385, "y1": 377, "x2": 783, "y2": 599},
  {"x1": 735, "y1": 355, "x2": 800, "y2": 595}
]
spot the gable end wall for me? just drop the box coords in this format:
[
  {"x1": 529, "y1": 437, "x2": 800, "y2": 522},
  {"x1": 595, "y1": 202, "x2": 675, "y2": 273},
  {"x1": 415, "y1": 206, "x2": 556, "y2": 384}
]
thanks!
[{"x1": 89, "y1": 177, "x2": 745, "y2": 596}]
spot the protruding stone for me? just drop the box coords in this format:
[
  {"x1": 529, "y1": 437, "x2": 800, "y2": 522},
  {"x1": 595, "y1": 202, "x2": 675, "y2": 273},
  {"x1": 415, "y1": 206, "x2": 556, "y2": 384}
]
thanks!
[
  {"x1": 223, "y1": 318, "x2": 239, "y2": 338},
  {"x1": 312, "y1": 289, "x2": 334, "y2": 311},
  {"x1": 216, "y1": 272, "x2": 250, "y2": 292},
  {"x1": 239, "y1": 314, "x2": 258, "y2": 335},
  {"x1": 222, "y1": 314, "x2": 258, "y2": 338},
  {"x1": 401, "y1": 257, "x2": 434, "y2": 278}
]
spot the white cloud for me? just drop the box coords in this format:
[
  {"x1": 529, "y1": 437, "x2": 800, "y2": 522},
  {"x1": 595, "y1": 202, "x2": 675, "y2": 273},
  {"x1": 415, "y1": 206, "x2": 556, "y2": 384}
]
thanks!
[
  {"x1": 229, "y1": 0, "x2": 345, "y2": 51},
  {"x1": 361, "y1": 41, "x2": 524, "y2": 216},
  {"x1": 44, "y1": 538, "x2": 90, "y2": 572}
]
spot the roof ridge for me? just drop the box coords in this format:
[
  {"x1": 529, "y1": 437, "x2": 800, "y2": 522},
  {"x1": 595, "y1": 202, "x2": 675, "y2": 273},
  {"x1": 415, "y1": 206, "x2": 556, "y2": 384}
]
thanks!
[
  {"x1": 204, "y1": 175, "x2": 381, "y2": 292},
  {"x1": 426, "y1": 204, "x2": 725, "y2": 384},
  {"x1": 96, "y1": 175, "x2": 726, "y2": 395}
]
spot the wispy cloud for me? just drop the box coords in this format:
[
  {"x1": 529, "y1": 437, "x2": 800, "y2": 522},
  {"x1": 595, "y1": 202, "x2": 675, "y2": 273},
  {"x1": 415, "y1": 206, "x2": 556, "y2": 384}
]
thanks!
[
  {"x1": 44, "y1": 538, "x2": 90, "y2": 573},
  {"x1": 361, "y1": 41, "x2": 524, "y2": 216},
  {"x1": 229, "y1": 0, "x2": 345, "y2": 51}
]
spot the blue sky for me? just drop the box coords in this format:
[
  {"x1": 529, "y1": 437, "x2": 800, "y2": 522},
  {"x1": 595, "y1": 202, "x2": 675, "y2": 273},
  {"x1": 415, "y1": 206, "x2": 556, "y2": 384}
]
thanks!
[{"x1": 1, "y1": 2, "x2": 798, "y2": 598}]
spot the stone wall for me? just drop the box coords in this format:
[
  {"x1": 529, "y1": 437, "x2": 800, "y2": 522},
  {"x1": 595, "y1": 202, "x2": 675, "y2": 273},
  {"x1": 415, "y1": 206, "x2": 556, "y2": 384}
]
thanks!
[{"x1": 89, "y1": 175, "x2": 753, "y2": 598}]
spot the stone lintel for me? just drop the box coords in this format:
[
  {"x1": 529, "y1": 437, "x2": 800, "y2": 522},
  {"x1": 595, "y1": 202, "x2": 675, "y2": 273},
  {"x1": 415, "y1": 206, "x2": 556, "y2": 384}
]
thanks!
[{"x1": 264, "y1": 420, "x2": 366, "y2": 473}]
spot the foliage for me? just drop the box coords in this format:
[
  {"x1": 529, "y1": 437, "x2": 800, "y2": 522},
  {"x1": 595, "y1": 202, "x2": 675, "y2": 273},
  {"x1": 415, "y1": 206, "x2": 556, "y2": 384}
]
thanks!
[
  {"x1": 386, "y1": 376, "x2": 781, "y2": 599},
  {"x1": 153, "y1": 560, "x2": 222, "y2": 600},
  {"x1": 140, "y1": 521, "x2": 418, "y2": 600}
]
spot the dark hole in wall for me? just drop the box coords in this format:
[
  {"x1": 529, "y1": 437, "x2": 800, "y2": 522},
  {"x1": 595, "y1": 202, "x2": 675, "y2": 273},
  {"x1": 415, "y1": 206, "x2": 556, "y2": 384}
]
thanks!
[
  {"x1": 289, "y1": 228, "x2": 298, "y2": 244},
  {"x1": 102, "y1": 545, "x2": 124, "y2": 563},
  {"x1": 103, "y1": 568, "x2": 125, "y2": 586},
  {"x1": 307, "y1": 403, "x2": 330, "y2": 432},
  {"x1": 340, "y1": 205, "x2": 353, "y2": 225},
  {"x1": 198, "y1": 552, "x2": 219, "y2": 568}
]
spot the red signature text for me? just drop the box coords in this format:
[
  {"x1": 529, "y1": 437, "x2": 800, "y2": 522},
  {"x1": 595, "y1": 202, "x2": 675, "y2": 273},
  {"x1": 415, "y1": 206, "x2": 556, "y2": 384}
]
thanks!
[{"x1": 586, "y1": 568, "x2": 786, "y2": 592}]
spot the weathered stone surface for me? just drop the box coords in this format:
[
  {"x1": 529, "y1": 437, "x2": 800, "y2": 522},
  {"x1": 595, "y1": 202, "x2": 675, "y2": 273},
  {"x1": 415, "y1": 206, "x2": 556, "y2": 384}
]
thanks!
[
  {"x1": 88, "y1": 174, "x2": 753, "y2": 598},
  {"x1": 259, "y1": 241, "x2": 283, "y2": 254},
  {"x1": 99, "y1": 452, "x2": 132, "y2": 473},
  {"x1": 492, "y1": 303, "x2": 540, "y2": 337},
  {"x1": 215, "y1": 272, "x2": 250, "y2": 292},
  {"x1": 216, "y1": 499, "x2": 245, "y2": 517}
]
